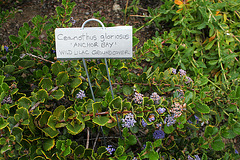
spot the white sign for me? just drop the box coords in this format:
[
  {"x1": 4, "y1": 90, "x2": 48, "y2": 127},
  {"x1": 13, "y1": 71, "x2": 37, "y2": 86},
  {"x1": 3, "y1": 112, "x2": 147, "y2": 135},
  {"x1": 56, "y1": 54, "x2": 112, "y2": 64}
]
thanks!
[{"x1": 55, "y1": 26, "x2": 132, "y2": 59}]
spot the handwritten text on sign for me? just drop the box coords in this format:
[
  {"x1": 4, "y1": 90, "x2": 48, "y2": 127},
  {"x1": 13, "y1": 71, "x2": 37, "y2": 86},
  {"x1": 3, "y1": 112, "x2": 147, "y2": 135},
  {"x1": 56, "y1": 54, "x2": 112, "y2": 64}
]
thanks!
[{"x1": 55, "y1": 26, "x2": 132, "y2": 59}]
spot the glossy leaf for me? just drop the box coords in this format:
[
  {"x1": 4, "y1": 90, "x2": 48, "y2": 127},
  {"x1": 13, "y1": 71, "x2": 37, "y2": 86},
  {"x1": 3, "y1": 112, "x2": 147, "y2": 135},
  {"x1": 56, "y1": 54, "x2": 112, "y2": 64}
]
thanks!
[
  {"x1": 51, "y1": 89, "x2": 64, "y2": 100},
  {"x1": 56, "y1": 71, "x2": 69, "y2": 85},
  {"x1": 18, "y1": 97, "x2": 32, "y2": 109},
  {"x1": 211, "y1": 136, "x2": 225, "y2": 151},
  {"x1": 0, "y1": 117, "x2": 9, "y2": 129},
  {"x1": 66, "y1": 121, "x2": 85, "y2": 135},
  {"x1": 92, "y1": 116, "x2": 109, "y2": 126},
  {"x1": 43, "y1": 139, "x2": 55, "y2": 151}
]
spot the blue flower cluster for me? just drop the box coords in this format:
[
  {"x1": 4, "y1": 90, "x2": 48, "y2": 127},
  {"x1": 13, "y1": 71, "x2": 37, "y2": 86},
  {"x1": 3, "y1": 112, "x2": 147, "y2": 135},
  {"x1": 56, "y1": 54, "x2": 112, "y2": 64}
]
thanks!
[
  {"x1": 235, "y1": 149, "x2": 239, "y2": 154},
  {"x1": 187, "y1": 155, "x2": 201, "y2": 160},
  {"x1": 4, "y1": 46, "x2": 8, "y2": 52},
  {"x1": 106, "y1": 145, "x2": 115, "y2": 155},
  {"x1": 172, "y1": 68, "x2": 193, "y2": 84},
  {"x1": 185, "y1": 76, "x2": 193, "y2": 84},
  {"x1": 172, "y1": 68, "x2": 177, "y2": 74},
  {"x1": 156, "y1": 122, "x2": 163, "y2": 129},
  {"x1": 153, "y1": 130, "x2": 165, "y2": 139},
  {"x1": 173, "y1": 89, "x2": 184, "y2": 99},
  {"x1": 141, "y1": 119, "x2": 147, "y2": 127},
  {"x1": 157, "y1": 107, "x2": 166, "y2": 114},
  {"x1": 194, "y1": 115, "x2": 199, "y2": 124},
  {"x1": 76, "y1": 90, "x2": 86, "y2": 99},
  {"x1": 170, "y1": 102, "x2": 186, "y2": 118},
  {"x1": 133, "y1": 92, "x2": 144, "y2": 104},
  {"x1": 1, "y1": 95, "x2": 12, "y2": 104},
  {"x1": 69, "y1": 17, "x2": 76, "y2": 25},
  {"x1": 148, "y1": 114, "x2": 155, "y2": 122},
  {"x1": 150, "y1": 92, "x2": 161, "y2": 104},
  {"x1": 164, "y1": 114, "x2": 176, "y2": 126},
  {"x1": 121, "y1": 113, "x2": 137, "y2": 128},
  {"x1": 179, "y1": 69, "x2": 187, "y2": 77}
]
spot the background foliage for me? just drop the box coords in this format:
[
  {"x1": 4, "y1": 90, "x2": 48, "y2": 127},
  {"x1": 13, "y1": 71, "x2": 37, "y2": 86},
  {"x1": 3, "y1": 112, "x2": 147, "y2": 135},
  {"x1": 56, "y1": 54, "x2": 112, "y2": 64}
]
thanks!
[{"x1": 0, "y1": 0, "x2": 240, "y2": 159}]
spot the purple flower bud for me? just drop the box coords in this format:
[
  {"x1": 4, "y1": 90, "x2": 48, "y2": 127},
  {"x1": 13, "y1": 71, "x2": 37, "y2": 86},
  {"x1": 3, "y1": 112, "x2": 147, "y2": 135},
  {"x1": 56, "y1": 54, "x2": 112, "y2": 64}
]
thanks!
[
  {"x1": 187, "y1": 120, "x2": 193, "y2": 124},
  {"x1": 156, "y1": 122, "x2": 163, "y2": 129},
  {"x1": 153, "y1": 130, "x2": 165, "y2": 139},
  {"x1": 106, "y1": 145, "x2": 115, "y2": 155},
  {"x1": 52, "y1": 50, "x2": 56, "y2": 54},
  {"x1": 4, "y1": 46, "x2": 8, "y2": 52},
  {"x1": 148, "y1": 114, "x2": 155, "y2": 122},
  {"x1": 1, "y1": 95, "x2": 12, "y2": 104},
  {"x1": 164, "y1": 115, "x2": 176, "y2": 126},
  {"x1": 150, "y1": 92, "x2": 161, "y2": 104},
  {"x1": 133, "y1": 92, "x2": 143, "y2": 104},
  {"x1": 157, "y1": 107, "x2": 166, "y2": 114},
  {"x1": 76, "y1": 90, "x2": 86, "y2": 99},
  {"x1": 141, "y1": 119, "x2": 147, "y2": 127},
  {"x1": 194, "y1": 115, "x2": 199, "y2": 121},
  {"x1": 142, "y1": 144, "x2": 146, "y2": 150},
  {"x1": 172, "y1": 68, "x2": 177, "y2": 74},
  {"x1": 185, "y1": 76, "x2": 193, "y2": 84},
  {"x1": 235, "y1": 149, "x2": 239, "y2": 154},
  {"x1": 69, "y1": 17, "x2": 76, "y2": 25},
  {"x1": 179, "y1": 69, "x2": 186, "y2": 77},
  {"x1": 188, "y1": 155, "x2": 201, "y2": 160}
]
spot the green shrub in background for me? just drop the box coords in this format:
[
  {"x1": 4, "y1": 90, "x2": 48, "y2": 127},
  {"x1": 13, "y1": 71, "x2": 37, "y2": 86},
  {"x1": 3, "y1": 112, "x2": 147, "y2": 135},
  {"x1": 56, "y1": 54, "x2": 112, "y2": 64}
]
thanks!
[{"x1": 0, "y1": 0, "x2": 240, "y2": 159}]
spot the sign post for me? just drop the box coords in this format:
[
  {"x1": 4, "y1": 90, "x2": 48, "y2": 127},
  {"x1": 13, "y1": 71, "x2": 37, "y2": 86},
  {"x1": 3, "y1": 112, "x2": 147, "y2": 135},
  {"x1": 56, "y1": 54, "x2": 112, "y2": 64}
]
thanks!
[{"x1": 55, "y1": 18, "x2": 132, "y2": 140}]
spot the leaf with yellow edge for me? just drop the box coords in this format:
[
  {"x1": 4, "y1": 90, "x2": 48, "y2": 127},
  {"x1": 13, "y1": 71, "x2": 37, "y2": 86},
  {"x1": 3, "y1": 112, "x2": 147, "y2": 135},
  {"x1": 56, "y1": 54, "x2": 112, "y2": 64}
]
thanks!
[
  {"x1": 41, "y1": 127, "x2": 59, "y2": 138},
  {"x1": 36, "y1": 89, "x2": 48, "y2": 101},
  {"x1": 66, "y1": 121, "x2": 85, "y2": 135},
  {"x1": 53, "y1": 105, "x2": 65, "y2": 120},
  {"x1": 0, "y1": 117, "x2": 9, "y2": 130},
  {"x1": 43, "y1": 138, "x2": 55, "y2": 151},
  {"x1": 47, "y1": 115, "x2": 57, "y2": 131},
  {"x1": 92, "y1": 116, "x2": 109, "y2": 126},
  {"x1": 51, "y1": 89, "x2": 64, "y2": 100},
  {"x1": 18, "y1": 97, "x2": 32, "y2": 109},
  {"x1": 70, "y1": 78, "x2": 82, "y2": 89}
]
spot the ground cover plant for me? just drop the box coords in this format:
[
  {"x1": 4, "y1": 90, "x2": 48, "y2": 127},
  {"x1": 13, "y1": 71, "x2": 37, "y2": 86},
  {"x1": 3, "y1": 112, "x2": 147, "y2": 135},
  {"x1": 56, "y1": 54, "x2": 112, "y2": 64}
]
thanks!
[{"x1": 0, "y1": 0, "x2": 240, "y2": 159}]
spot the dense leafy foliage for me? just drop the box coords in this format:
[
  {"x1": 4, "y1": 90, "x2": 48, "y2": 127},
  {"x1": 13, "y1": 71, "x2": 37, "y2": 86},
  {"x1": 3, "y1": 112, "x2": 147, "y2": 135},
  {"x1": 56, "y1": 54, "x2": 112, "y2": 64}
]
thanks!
[{"x1": 1, "y1": 0, "x2": 240, "y2": 159}]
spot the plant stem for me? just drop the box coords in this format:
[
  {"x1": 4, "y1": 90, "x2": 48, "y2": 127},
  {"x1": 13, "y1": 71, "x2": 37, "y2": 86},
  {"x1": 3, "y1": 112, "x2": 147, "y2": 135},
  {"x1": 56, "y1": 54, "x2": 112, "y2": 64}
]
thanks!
[{"x1": 217, "y1": 31, "x2": 227, "y2": 82}]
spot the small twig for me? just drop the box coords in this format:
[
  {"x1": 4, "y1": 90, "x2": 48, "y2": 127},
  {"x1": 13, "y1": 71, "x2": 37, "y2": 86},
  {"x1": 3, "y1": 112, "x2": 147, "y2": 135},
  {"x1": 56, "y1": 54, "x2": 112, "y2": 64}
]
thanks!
[
  {"x1": 130, "y1": 15, "x2": 151, "y2": 18},
  {"x1": 10, "y1": 122, "x2": 20, "y2": 134},
  {"x1": 26, "y1": 53, "x2": 54, "y2": 64},
  {"x1": 228, "y1": 49, "x2": 238, "y2": 61},
  {"x1": 233, "y1": 34, "x2": 240, "y2": 44},
  {"x1": 29, "y1": 86, "x2": 59, "y2": 112},
  {"x1": 133, "y1": 133, "x2": 142, "y2": 148},
  {"x1": 88, "y1": 136, "x2": 119, "y2": 141},
  {"x1": 85, "y1": 110, "x2": 151, "y2": 117},
  {"x1": 93, "y1": 132, "x2": 100, "y2": 151},
  {"x1": 86, "y1": 127, "x2": 90, "y2": 149},
  {"x1": 29, "y1": 101, "x2": 41, "y2": 113},
  {"x1": 0, "y1": 115, "x2": 7, "y2": 119},
  {"x1": 124, "y1": 0, "x2": 129, "y2": 23},
  {"x1": 80, "y1": 76, "x2": 87, "y2": 81},
  {"x1": 48, "y1": 86, "x2": 59, "y2": 95}
]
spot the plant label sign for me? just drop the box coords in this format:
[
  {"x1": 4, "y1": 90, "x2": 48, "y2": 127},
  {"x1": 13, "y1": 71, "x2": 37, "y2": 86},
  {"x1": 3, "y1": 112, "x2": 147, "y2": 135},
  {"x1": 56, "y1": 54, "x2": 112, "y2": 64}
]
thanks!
[{"x1": 55, "y1": 26, "x2": 132, "y2": 60}]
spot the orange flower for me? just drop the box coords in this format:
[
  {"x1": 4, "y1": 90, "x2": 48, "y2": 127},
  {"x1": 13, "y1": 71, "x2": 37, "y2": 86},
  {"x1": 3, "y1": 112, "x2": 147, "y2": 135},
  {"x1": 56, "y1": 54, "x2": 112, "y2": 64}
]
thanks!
[
  {"x1": 177, "y1": 8, "x2": 183, "y2": 13},
  {"x1": 209, "y1": 34, "x2": 216, "y2": 42},
  {"x1": 174, "y1": 0, "x2": 183, "y2": 5},
  {"x1": 215, "y1": 11, "x2": 220, "y2": 16}
]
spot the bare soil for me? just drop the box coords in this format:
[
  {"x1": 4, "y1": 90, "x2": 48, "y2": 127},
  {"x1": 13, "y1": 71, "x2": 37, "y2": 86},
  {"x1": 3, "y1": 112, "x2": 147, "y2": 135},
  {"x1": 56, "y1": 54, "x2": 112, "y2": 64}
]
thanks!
[{"x1": 1, "y1": 0, "x2": 154, "y2": 47}]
